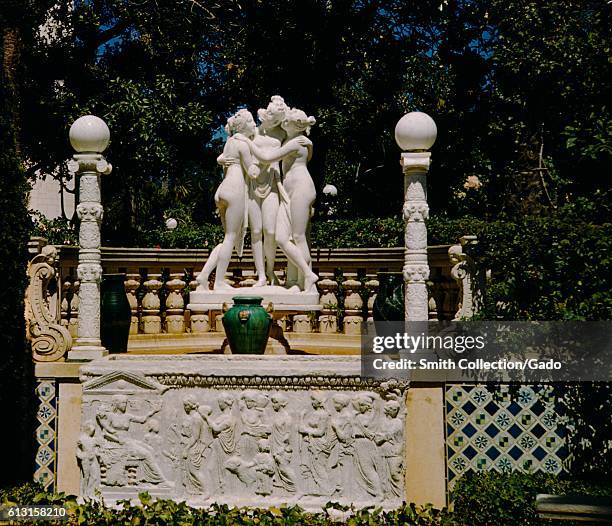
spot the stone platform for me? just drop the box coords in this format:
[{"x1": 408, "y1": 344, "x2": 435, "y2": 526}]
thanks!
[
  {"x1": 187, "y1": 285, "x2": 320, "y2": 312},
  {"x1": 78, "y1": 355, "x2": 408, "y2": 510}
]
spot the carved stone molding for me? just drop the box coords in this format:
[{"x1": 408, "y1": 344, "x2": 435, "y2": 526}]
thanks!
[
  {"x1": 449, "y1": 235, "x2": 484, "y2": 320},
  {"x1": 26, "y1": 245, "x2": 72, "y2": 361}
]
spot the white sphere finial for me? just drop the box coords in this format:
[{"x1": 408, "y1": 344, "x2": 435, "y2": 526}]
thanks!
[
  {"x1": 69, "y1": 115, "x2": 110, "y2": 153},
  {"x1": 394, "y1": 111, "x2": 437, "y2": 151}
]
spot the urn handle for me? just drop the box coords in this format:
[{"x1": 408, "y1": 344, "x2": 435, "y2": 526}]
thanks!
[
  {"x1": 265, "y1": 302, "x2": 274, "y2": 314},
  {"x1": 222, "y1": 302, "x2": 230, "y2": 313}
]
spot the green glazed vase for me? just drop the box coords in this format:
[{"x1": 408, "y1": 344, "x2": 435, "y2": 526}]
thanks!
[
  {"x1": 373, "y1": 272, "x2": 405, "y2": 322},
  {"x1": 222, "y1": 296, "x2": 273, "y2": 354},
  {"x1": 101, "y1": 273, "x2": 131, "y2": 354}
]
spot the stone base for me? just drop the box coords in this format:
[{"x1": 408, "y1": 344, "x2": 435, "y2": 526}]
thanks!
[
  {"x1": 68, "y1": 345, "x2": 108, "y2": 361},
  {"x1": 188, "y1": 285, "x2": 319, "y2": 312},
  {"x1": 78, "y1": 355, "x2": 408, "y2": 509}
]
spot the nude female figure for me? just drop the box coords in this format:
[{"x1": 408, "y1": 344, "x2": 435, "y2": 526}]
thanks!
[
  {"x1": 195, "y1": 109, "x2": 258, "y2": 290},
  {"x1": 248, "y1": 95, "x2": 289, "y2": 285},
  {"x1": 236, "y1": 108, "x2": 318, "y2": 292}
]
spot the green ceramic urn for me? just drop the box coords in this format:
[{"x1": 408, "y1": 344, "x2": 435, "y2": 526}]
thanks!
[
  {"x1": 101, "y1": 273, "x2": 131, "y2": 353},
  {"x1": 373, "y1": 272, "x2": 405, "y2": 321},
  {"x1": 222, "y1": 296, "x2": 273, "y2": 354}
]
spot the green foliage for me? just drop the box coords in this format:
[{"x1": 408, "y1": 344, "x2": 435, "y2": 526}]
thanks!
[
  {"x1": 559, "y1": 383, "x2": 612, "y2": 483},
  {"x1": 1, "y1": 484, "x2": 455, "y2": 526},
  {"x1": 17, "y1": 1, "x2": 611, "y2": 242},
  {"x1": 472, "y1": 210, "x2": 612, "y2": 321},
  {"x1": 30, "y1": 212, "x2": 77, "y2": 245},
  {"x1": 451, "y1": 471, "x2": 612, "y2": 526},
  {"x1": 0, "y1": 2, "x2": 49, "y2": 485}
]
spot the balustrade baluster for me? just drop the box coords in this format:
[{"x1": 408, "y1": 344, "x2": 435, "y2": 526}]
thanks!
[
  {"x1": 317, "y1": 272, "x2": 338, "y2": 333},
  {"x1": 165, "y1": 273, "x2": 186, "y2": 334},
  {"x1": 125, "y1": 274, "x2": 141, "y2": 335},
  {"x1": 61, "y1": 279, "x2": 70, "y2": 331},
  {"x1": 142, "y1": 274, "x2": 162, "y2": 334},
  {"x1": 292, "y1": 313, "x2": 313, "y2": 333},
  {"x1": 342, "y1": 273, "x2": 363, "y2": 334},
  {"x1": 68, "y1": 281, "x2": 80, "y2": 339},
  {"x1": 365, "y1": 274, "x2": 379, "y2": 323}
]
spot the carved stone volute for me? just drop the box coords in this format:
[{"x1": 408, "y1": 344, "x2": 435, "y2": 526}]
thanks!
[{"x1": 26, "y1": 245, "x2": 72, "y2": 361}]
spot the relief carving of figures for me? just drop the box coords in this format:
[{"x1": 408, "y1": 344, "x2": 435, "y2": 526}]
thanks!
[
  {"x1": 237, "y1": 391, "x2": 271, "y2": 459},
  {"x1": 299, "y1": 393, "x2": 334, "y2": 496},
  {"x1": 77, "y1": 421, "x2": 100, "y2": 495},
  {"x1": 95, "y1": 395, "x2": 165, "y2": 487},
  {"x1": 166, "y1": 395, "x2": 212, "y2": 496},
  {"x1": 253, "y1": 439, "x2": 275, "y2": 496},
  {"x1": 80, "y1": 378, "x2": 408, "y2": 506},
  {"x1": 270, "y1": 393, "x2": 297, "y2": 494},
  {"x1": 328, "y1": 394, "x2": 355, "y2": 496},
  {"x1": 376, "y1": 401, "x2": 404, "y2": 498},
  {"x1": 201, "y1": 393, "x2": 239, "y2": 492},
  {"x1": 352, "y1": 394, "x2": 384, "y2": 499}
]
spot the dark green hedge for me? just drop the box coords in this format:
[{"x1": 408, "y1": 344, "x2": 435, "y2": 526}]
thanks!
[
  {"x1": 1, "y1": 484, "x2": 455, "y2": 526},
  {"x1": 451, "y1": 471, "x2": 612, "y2": 526},
  {"x1": 0, "y1": 29, "x2": 35, "y2": 485},
  {"x1": 35, "y1": 196, "x2": 610, "y2": 320}
]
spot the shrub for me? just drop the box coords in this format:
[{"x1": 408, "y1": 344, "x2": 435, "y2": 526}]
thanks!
[
  {"x1": 30, "y1": 212, "x2": 77, "y2": 246},
  {"x1": 451, "y1": 471, "x2": 612, "y2": 526},
  {"x1": 1, "y1": 483, "x2": 456, "y2": 526}
]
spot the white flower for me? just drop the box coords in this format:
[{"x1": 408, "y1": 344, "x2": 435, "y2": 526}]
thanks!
[
  {"x1": 165, "y1": 218, "x2": 178, "y2": 230},
  {"x1": 322, "y1": 184, "x2": 338, "y2": 196}
]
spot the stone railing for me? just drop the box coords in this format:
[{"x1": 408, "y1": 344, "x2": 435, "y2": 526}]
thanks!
[{"x1": 35, "y1": 242, "x2": 461, "y2": 337}]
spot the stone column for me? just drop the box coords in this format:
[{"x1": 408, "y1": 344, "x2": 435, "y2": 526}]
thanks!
[
  {"x1": 394, "y1": 112, "x2": 437, "y2": 321},
  {"x1": 67, "y1": 116, "x2": 112, "y2": 360}
]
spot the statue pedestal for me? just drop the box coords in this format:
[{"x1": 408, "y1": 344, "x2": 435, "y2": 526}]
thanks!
[
  {"x1": 188, "y1": 285, "x2": 320, "y2": 311},
  {"x1": 78, "y1": 355, "x2": 408, "y2": 510}
]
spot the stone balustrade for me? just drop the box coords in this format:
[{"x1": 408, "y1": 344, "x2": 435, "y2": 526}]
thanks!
[{"x1": 38, "y1": 243, "x2": 462, "y2": 338}]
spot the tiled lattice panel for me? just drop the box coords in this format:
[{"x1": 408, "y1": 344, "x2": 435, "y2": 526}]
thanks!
[
  {"x1": 34, "y1": 379, "x2": 57, "y2": 491},
  {"x1": 445, "y1": 385, "x2": 568, "y2": 486}
]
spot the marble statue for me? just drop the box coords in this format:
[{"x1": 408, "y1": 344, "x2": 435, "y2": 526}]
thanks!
[
  {"x1": 238, "y1": 106, "x2": 318, "y2": 292},
  {"x1": 192, "y1": 97, "x2": 319, "y2": 301},
  {"x1": 196, "y1": 109, "x2": 258, "y2": 291},
  {"x1": 248, "y1": 96, "x2": 289, "y2": 286},
  {"x1": 79, "y1": 355, "x2": 408, "y2": 509}
]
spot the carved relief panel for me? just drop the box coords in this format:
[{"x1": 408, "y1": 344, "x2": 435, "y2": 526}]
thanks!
[{"x1": 79, "y1": 356, "x2": 407, "y2": 509}]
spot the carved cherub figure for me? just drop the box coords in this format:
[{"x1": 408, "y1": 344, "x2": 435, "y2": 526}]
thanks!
[{"x1": 253, "y1": 439, "x2": 275, "y2": 496}]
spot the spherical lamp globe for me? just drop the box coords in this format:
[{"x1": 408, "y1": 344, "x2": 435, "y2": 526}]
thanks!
[
  {"x1": 394, "y1": 112, "x2": 437, "y2": 151},
  {"x1": 69, "y1": 115, "x2": 110, "y2": 153}
]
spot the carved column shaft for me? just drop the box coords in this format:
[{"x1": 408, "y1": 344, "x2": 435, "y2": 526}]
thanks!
[
  {"x1": 402, "y1": 153, "x2": 431, "y2": 321},
  {"x1": 68, "y1": 154, "x2": 111, "y2": 359}
]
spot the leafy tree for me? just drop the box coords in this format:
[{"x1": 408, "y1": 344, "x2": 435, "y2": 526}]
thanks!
[
  {"x1": 0, "y1": 0, "x2": 56, "y2": 486},
  {"x1": 18, "y1": 1, "x2": 612, "y2": 236}
]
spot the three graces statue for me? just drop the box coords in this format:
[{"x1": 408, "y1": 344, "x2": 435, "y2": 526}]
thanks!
[{"x1": 195, "y1": 96, "x2": 319, "y2": 294}]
